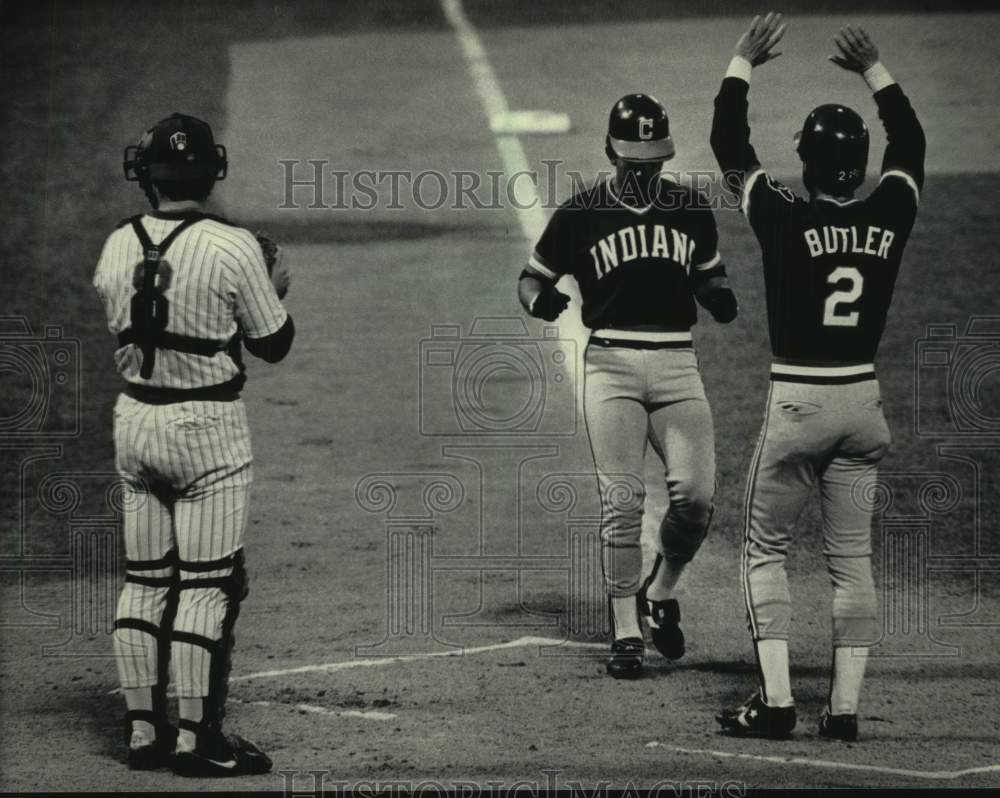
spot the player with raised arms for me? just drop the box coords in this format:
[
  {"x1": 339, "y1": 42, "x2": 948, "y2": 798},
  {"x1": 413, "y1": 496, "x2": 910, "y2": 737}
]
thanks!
[{"x1": 710, "y1": 14, "x2": 925, "y2": 740}]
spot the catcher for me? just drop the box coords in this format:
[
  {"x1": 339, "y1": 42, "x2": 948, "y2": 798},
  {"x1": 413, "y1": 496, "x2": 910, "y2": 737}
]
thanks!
[{"x1": 94, "y1": 112, "x2": 293, "y2": 776}]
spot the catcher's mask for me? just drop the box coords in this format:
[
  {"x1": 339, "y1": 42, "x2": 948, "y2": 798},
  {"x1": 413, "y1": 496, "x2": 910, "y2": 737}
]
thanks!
[
  {"x1": 605, "y1": 93, "x2": 675, "y2": 164},
  {"x1": 795, "y1": 104, "x2": 869, "y2": 196},
  {"x1": 124, "y1": 112, "x2": 228, "y2": 185}
]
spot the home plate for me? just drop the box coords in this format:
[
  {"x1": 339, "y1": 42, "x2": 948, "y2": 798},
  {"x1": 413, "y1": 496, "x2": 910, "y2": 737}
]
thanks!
[{"x1": 490, "y1": 110, "x2": 572, "y2": 135}]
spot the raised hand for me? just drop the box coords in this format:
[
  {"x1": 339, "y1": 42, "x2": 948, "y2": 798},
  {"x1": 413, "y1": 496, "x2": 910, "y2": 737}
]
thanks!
[
  {"x1": 829, "y1": 25, "x2": 879, "y2": 73},
  {"x1": 735, "y1": 12, "x2": 787, "y2": 67}
]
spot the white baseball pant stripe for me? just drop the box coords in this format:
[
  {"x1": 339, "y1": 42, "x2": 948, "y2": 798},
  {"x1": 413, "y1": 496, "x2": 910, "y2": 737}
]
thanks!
[{"x1": 741, "y1": 377, "x2": 891, "y2": 647}]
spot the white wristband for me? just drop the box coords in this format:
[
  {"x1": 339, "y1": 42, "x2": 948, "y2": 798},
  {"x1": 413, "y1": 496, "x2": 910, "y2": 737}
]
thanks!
[
  {"x1": 726, "y1": 56, "x2": 753, "y2": 84},
  {"x1": 863, "y1": 62, "x2": 895, "y2": 93}
]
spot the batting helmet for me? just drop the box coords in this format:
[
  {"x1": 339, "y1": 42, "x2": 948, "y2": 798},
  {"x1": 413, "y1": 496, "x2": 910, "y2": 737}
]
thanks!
[
  {"x1": 606, "y1": 93, "x2": 675, "y2": 163},
  {"x1": 123, "y1": 112, "x2": 228, "y2": 184},
  {"x1": 795, "y1": 104, "x2": 869, "y2": 194}
]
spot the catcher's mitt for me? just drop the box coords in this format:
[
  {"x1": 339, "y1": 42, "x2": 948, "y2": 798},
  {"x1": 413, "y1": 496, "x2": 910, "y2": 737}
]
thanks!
[
  {"x1": 255, "y1": 231, "x2": 280, "y2": 275},
  {"x1": 254, "y1": 230, "x2": 289, "y2": 299}
]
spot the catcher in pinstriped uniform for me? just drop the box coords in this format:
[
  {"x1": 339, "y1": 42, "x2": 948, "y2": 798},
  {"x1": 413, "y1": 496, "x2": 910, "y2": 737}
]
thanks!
[{"x1": 94, "y1": 112, "x2": 294, "y2": 776}]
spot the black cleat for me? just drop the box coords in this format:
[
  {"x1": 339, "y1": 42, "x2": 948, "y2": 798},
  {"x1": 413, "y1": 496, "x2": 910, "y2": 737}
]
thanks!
[
  {"x1": 606, "y1": 636, "x2": 644, "y2": 679},
  {"x1": 124, "y1": 712, "x2": 177, "y2": 770},
  {"x1": 638, "y1": 589, "x2": 685, "y2": 660},
  {"x1": 717, "y1": 690, "x2": 797, "y2": 739},
  {"x1": 173, "y1": 726, "x2": 272, "y2": 778},
  {"x1": 127, "y1": 732, "x2": 177, "y2": 771},
  {"x1": 819, "y1": 709, "x2": 858, "y2": 742}
]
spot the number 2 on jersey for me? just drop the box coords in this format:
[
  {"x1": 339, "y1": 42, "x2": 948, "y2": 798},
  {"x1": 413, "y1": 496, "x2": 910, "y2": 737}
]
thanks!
[{"x1": 823, "y1": 266, "x2": 863, "y2": 327}]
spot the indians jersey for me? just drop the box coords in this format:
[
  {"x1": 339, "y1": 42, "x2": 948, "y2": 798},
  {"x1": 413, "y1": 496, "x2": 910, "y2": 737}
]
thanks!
[
  {"x1": 742, "y1": 169, "x2": 919, "y2": 364},
  {"x1": 529, "y1": 178, "x2": 722, "y2": 330},
  {"x1": 93, "y1": 211, "x2": 287, "y2": 390}
]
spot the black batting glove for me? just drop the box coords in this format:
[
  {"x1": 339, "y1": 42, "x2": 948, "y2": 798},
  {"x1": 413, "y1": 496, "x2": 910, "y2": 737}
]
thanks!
[
  {"x1": 698, "y1": 286, "x2": 739, "y2": 323},
  {"x1": 530, "y1": 286, "x2": 570, "y2": 322}
]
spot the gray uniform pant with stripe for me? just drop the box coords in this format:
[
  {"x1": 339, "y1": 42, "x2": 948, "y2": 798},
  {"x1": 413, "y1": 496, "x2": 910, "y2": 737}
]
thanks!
[
  {"x1": 743, "y1": 377, "x2": 891, "y2": 647},
  {"x1": 584, "y1": 344, "x2": 716, "y2": 597},
  {"x1": 112, "y1": 393, "x2": 253, "y2": 696}
]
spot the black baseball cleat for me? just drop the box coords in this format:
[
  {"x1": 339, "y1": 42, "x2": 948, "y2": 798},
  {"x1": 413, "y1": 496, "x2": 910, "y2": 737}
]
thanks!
[
  {"x1": 637, "y1": 589, "x2": 685, "y2": 660},
  {"x1": 606, "y1": 636, "x2": 645, "y2": 679},
  {"x1": 128, "y1": 732, "x2": 177, "y2": 770},
  {"x1": 173, "y1": 724, "x2": 272, "y2": 778},
  {"x1": 124, "y1": 712, "x2": 177, "y2": 770},
  {"x1": 819, "y1": 709, "x2": 859, "y2": 742},
  {"x1": 717, "y1": 690, "x2": 797, "y2": 739}
]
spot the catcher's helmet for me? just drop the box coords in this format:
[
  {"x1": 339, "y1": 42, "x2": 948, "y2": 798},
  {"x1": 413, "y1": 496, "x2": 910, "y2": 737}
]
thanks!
[
  {"x1": 795, "y1": 104, "x2": 869, "y2": 194},
  {"x1": 606, "y1": 93, "x2": 675, "y2": 162},
  {"x1": 123, "y1": 112, "x2": 228, "y2": 183}
]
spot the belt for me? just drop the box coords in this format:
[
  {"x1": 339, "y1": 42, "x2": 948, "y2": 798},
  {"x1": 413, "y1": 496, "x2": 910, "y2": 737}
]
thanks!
[
  {"x1": 123, "y1": 377, "x2": 243, "y2": 405},
  {"x1": 589, "y1": 329, "x2": 693, "y2": 350},
  {"x1": 770, "y1": 360, "x2": 876, "y2": 385}
]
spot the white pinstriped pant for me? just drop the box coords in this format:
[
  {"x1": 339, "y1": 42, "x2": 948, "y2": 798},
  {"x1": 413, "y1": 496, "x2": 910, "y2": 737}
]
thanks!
[{"x1": 112, "y1": 393, "x2": 253, "y2": 695}]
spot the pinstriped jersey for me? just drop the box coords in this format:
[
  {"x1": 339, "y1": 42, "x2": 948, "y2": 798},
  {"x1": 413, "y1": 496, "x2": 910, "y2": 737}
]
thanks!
[
  {"x1": 530, "y1": 178, "x2": 722, "y2": 331},
  {"x1": 93, "y1": 212, "x2": 287, "y2": 389}
]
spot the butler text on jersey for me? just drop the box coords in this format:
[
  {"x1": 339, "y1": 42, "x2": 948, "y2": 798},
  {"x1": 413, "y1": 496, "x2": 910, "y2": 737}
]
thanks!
[{"x1": 803, "y1": 224, "x2": 895, "y2": 259}]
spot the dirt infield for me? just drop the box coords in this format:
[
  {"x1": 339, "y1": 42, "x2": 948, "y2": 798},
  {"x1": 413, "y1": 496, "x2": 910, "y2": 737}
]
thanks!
[{"x1": 2, "y1": 1, "x2": 1000, "y2": 792}]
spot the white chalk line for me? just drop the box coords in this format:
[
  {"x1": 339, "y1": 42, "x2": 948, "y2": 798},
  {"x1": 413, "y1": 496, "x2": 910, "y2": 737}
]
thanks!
[
  {"x1": 233, "y1": 635, "x2": 603, "y2": 682},
  {"x1": 439, "y1": 0, "x2": 588, "y2": 344},
  {"x1": 646, "y1": 741, "x2": 1000, "y2": 782},
  {"x1": 106, "y1": 635, "x2": 600, "y2": 695},
  {"x1": 439, "y1": 0, "x2": 545, "y2": 242},
  {"x1": 112, "y1": 633, "x2": 997, "y2": 780},
  {"x1": 232, "y1": 697, "x2": 397, "y2": 721}
]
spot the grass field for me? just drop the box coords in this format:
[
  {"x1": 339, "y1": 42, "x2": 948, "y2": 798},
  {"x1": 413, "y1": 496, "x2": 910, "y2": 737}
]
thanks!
[{"x1": 2, "y1": 0, "x2": 1000, "y2": 791}]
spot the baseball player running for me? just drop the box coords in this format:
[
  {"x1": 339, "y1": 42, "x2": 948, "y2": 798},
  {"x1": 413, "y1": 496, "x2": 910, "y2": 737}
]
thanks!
[
  {"x1": 94, "y1": 113, "x2": 294, "y2": 775},
  {"x1": 710, "y1": 15, "x2": 925, "y2": 740},
  {"x1": 519, "y1": 94, "x2": 738, "y2": 678}
]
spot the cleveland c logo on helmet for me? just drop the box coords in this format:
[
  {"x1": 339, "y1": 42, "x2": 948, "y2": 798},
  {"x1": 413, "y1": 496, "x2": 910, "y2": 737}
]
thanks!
[{"x1": 607, "y1": 93, "x2": 675, "y2": 162}]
